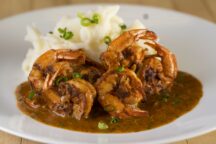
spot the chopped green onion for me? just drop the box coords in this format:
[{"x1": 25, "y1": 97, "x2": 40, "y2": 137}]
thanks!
[
  {"x1": 98, "y1": 121, "x2": 108, "y2": 130},
  {"x1": 115, "y1": 66, "x2": 124, "y2": 73},
  {"x1": 55, "y1": 76, "x2": 68, "y2": 86},
  {"x1": 28, "y1": 90, "x2": 35, "y2": 100},
  {"x1": 110, "y1": 117, "x2": 120, "y2": 124},
  {"x1": 49, "y1": 31, "x2": 53, "y2": 34},
  {"x1": 119, "y1": 24, "x2": 127, "y2": 30},
  {"x1": 81, "y1": 18, "x2": 93, "y2": 26},
  {"x1": 103, "y1": 36, "x2": 111, "y2": 45},
  {"x1": 58, "y1": 27, "x2": 65, "y2": 33},
  {"x1": 79, "y1": 13, "x2": 101, "y2": 27},
  {"x1": 73, "y1": 72, "x2": 82, "y2": 79},
  {"x1": 58, "y1": 27, "x2": 73, "y2": 40},
  {"x1": 63, "y1": 31, "x2": 73, "y2": 40},
  {"x1": 92, "y1": 13, "x2": 100, "y2": 24}
]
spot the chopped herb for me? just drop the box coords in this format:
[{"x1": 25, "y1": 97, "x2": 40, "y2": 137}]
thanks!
[
  {"x1": 58, "y1": 27, "x2": 73, "y2": 40},
  {"x1": 92, "y1": 13, "x2": 100, "y2": 24},
  {"x1": 64, "y1": 31, "x2": 73, "y2": 40},
  {"x1": 115, "y1": 66, "x2": 124, "y2": 73},
  {"x1": 79, "y1": 13, "x2": 101, "y2": 26},
  {"x1": 110, "y1": 117, "x2": 120, "y2": 124},
  {"x1": 49, "y1": 31, "x2": 53, "y2": 34},
  {"x1": 119, "y1": 24, "x2": 127, "y2": 30},
  {"x1": 98, "y1": 121, "x2": 108, "y2": 129},
  {"x1": 58, "y1": 27, "x2": 65, "y2": 33},
  {"x1": 103, "y1": 36, "x2": 111, "y2": 45},
  {"x1": 73, "y1": 72, "x2": 82, "y2": 79},
  {"x1": 28, "y1": 90, "x2": 35, "y2": 100},
  {"x1": 81, "y1": 18, "x2": 93, "y2": 26},
  {"x1": 55, "y1": 76, "x2": 68, "y2": 86}
]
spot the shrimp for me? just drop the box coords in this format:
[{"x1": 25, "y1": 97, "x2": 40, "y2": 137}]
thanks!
[
  {"x1": 43, "y1": 79, "x2": 96, "y2": 120},
  {"x1": 100, "y1": 29, "x2": 157, "y2": 69},
  {"x1": 95, "y1": 68, "x2": 148, "y2": 119},
  {"x1": 27, "y1": 49, "x2": 101, "y2": 120},
  {"x1": 28, "y1": 49, "x2": 86, "y2": 92},
  {"x1": 137, "y1": 43, "x2": 177, "y2": 95},
  {"x1": 100, "y1": 29, "x2": 177, "y2": 95}
]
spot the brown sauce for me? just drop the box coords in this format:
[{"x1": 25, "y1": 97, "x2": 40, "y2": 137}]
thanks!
[{"x1": 15, "y1": 71, "x2": 202, "y2": 133}]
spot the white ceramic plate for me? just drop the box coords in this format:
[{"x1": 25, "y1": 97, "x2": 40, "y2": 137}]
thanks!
[{"x1": 0, "y1": 4, "x2": 216, "y2": 144}]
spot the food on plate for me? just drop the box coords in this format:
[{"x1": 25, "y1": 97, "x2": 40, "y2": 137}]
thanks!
[
  {"x1": 16, "y1": 6, "x2": 203, "y2": 133},
  {"x1": 27, "y1": 49, "x2": 102, "y2": 119},
  {"x1": 96, "y1": 69, "x2": 147, "y2": 119},
  {"x1": 100, "y1": 29, "x2": 177, "y2": 95},
  {"x1": 100, "y1": 29, "x2": 157, "y2": 69},
  {"x1": 136, "y1": 43, "x2": 177, "y2": 95},
  {"x1": 22, "y1": 5, "x2": 146, "y2": 75}
]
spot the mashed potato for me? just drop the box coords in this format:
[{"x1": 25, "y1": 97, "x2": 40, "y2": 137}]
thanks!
[{"x1": 22, "y1": 6, "x2": 147, "y2": 75}]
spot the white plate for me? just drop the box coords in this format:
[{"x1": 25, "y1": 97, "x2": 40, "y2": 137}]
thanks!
[{"x1": 0, "y1": 4, "x2": 216, "y2": 144}]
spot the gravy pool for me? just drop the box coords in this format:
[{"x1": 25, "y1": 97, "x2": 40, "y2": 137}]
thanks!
[{"x1": 16, "y1": 71, "x2": 202, "y2": 133}]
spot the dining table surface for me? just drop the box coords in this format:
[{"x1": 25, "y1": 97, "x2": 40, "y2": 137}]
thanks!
[{"x1": 0, "y1": 0, "x2": 216, "y2": 144}]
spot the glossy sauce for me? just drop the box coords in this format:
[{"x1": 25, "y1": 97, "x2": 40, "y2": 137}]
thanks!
[{"x1": 16, "y1": 71, "x2": 202, "y2": 133}]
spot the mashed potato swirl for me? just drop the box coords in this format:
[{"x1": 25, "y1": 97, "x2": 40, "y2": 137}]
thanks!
[{"x1": 22, "y1": 6, "x2": 146, "y2": 75}]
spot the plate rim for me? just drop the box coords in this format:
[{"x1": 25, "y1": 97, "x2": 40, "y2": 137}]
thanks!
[{"x1": 0, "y1": 3, "x2": 216, "y2": 144}]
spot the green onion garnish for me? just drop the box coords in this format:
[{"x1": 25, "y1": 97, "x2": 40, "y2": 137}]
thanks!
[
  {"x1": 58, "y1": 27, "x2": 74, "y2": 40},
  {"x1": 110, "y1": 117, "x2": 120, "y2": 124},
  {"x1": 92, "y1": 13, "x2": 100, "y2": 24},
  {"x1": 55, "y1": 76, "x2": 68, "y2": 86},
  {"x1": 119, "y1": 24, "x2": 127, "y2": 30},
  {"x1": 103, "y1": 36, "x2": 111, "y2": 45},
  {"x1": 98, "y1": 121, "x2": 108, "y2": 130},
  {"x1": 28, "y1": 90, "x2": 35, "y2": 100},
  {"x1": 73, "y1": 72, "x2": 82, "y2": 79},
  {"x1": 115, "y1": 66, "x2": 124, "y2": 73},
  {"x1": 78, "y1": 13, "x2": 101, "y2": 27},
  {"x1": 58, "y1": 27, "x2": 65, "y2": 33},
  {"x1": 49, "y1": 31, "x2": 53, "y2": 34},
  {"x1": 81, "y1": 18, "x2": 93, "y2": 27},
  {"x1": 64, "y1": 31, "x2": 73, "y2": 40}
]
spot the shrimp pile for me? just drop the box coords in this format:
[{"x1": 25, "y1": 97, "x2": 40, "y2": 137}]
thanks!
[
  {"x1": 98, "y1": 29, "x2": 177, "y2": 118},
  {"x1": 27, "y1": 49, "x2": 103, "y2": 120},
  {"x1": 26, "y1": 29, "x2": 177, "y2": 120}
]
